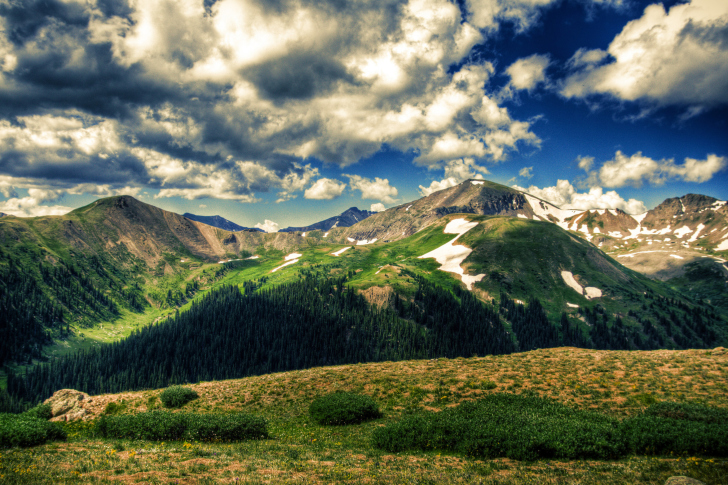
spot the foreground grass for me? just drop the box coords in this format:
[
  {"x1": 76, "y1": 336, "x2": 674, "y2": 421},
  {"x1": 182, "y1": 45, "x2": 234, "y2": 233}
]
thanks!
[{"x1": 2, "y1": 347, "x2": 728, "y2": 484}]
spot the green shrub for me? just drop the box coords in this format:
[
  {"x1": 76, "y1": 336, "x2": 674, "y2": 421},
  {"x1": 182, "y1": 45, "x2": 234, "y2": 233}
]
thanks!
[
  {"x1": 642, "y1": 401, "x2": 728, "y2": 424},
  {"x1": 0, "y1": 413, "x2": 67, "y2": 448},
  {"x1": 372, "y1": 394, "x2": 625, "y2": 461},
  {"x1": 623, "y1": 402, "x2": 728, "y2": 456},
  {"x1": 103, "y1": 401, "x2": 127, "y2": 415},
  {"x1": 373, "y1": 396, "x2": 728, "y2": 461},
  {"x1": 159, "y1": 386, "x2": 199, "y2": 408},
  {"x1": 22, "y1": 404, "x2": 52, "y2": 421},
  {"x1": 309, "y1": 392, "x2": 382, "y2": 425},
  {"x1": 95, "y1": 411, "x2": 267, "y2": 442}
]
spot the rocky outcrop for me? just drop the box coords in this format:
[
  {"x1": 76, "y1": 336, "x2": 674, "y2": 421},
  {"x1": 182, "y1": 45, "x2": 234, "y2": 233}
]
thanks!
[
  {"x1": 43, "y1": 389, "x2": 93, "y2": 422},
  {"x1": 665, "y1": 477, "x2": 705, "y2": 485}
]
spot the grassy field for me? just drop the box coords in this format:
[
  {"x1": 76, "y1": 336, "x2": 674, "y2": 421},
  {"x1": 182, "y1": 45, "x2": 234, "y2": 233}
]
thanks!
[{"x1": 2, "y1": 347, "x2": 727, "y2": 484}]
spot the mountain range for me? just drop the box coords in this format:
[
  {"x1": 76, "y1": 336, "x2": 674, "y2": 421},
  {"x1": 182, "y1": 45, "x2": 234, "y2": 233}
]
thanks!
[
  {"x1": 0, "y1": 178, "x2": 726, "y2": 379},
  {"x1": 182, "y1": 213, "x2": 263, "y2": 233},
  {"x1": 278, "y1": 206, "x2": 375, "y2": 233}
]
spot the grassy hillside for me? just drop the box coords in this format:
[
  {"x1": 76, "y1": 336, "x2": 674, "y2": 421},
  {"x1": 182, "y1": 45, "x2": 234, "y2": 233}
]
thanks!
[{"x1": 2, "y1": 348, "x2": 727, "y2": 484}]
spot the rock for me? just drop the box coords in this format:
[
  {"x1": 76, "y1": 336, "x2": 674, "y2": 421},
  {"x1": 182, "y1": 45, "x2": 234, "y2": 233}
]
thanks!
[
  {"x1": 665, "y1": 477, "x2": 706, "y2": 485},
  {"x1": 43, "y1": 389, "x2": 92, "y2": 422}
]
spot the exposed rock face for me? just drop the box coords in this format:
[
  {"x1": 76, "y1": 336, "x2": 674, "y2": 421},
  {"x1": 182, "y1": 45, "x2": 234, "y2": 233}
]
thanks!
[
  {"x1": 43, "y1": 389, "x2": 93, "y2": 422},
  {"x1": 360, "y1": 285, "x2": 396, "y2": 309},
  {"x1": 665, "y1": 477, "x2": 705, "y2": 485}
]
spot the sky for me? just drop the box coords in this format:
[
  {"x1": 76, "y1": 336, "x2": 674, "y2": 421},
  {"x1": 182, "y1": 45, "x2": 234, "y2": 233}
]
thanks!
[{"x1": 0, "y1": 0, "x2": 726, "y2": 231}]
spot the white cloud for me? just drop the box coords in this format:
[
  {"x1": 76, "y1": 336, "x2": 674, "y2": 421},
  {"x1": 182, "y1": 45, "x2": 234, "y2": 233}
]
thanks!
[
  {"x1": 370, "y1": 203, "x2": 386, "y2": 212},
  {"x1": 345, "y1": 175, "x2": 399, "y2": 203},
  {"x1": 255, "y1": 219, "x2": 279, "y2": 233},
  {"x1": 513, "y1": 179, "x2": 647, "y2": 214},
  {"x1": 577, "y1": 155, "x2": 594, "y2": 171},
  {"x1": 0, "y1": 195, "x2": 73, "y2": 217},
  {"x1": 595, "y1": 151, "x2": 726, "y2": 188},
  {"x1": 419, "y1": 157, "x2": 489, "y2": 196},
  {"x1": 0, "y1": 0, "x2": 554, "y2": 200},
  {"x1": 304, "y1": 178, "x2": 346, "y2": 200},
  {"x1": 519, "y1": 166, "x2": 534, "y2": 178},
  {"x1": 199, "y1": 204, "x2": 207, "y2": 208},
  {"x1": 561, "y1": 0, "x2": 728, "y2": 108},
  {"x1": 505, "y1": 54, "x2": 550, "y2": 92}
]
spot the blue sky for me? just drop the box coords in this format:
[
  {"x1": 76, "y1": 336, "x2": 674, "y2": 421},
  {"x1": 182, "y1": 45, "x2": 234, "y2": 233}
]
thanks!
[{"x1": 0, "y1": 0, "x2": 726, "y2": 230}]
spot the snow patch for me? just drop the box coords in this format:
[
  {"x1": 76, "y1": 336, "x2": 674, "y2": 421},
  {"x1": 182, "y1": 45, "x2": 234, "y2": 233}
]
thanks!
[
  {"x1": 418, "y1": 218, "x2": 484, "y2": 290},
  {"x1": 716, "y1": 239, "x2": 728, "y2": 251},
  {"x1": 567, "y1": 303, "x2": 579, "y2": 308},
  {"x1": 246, "y1": 255, "x2": 259, "y2": 260},
  {"x1": 406, "y1": 205, "x2": 412, "y2": 211},
  {"x1": 271, "y1": 253, "x2": 303, "y2": 272},
  {"x1": 669, "y1": 254, "x2": 684, "y2": 259},
  {"x1": 471, "y1": 181, "x2": 484, "y2": 185},
  {"x1": 332, "y1": 247, "x2": 351, "y2": 256},
  {"x1": 301, "y1": 232, "x2": 306, "y2": 237},
  {"x1": 517, "y1": 214, "x2": 528, "y2": 219},
  {"x1": 323, "y1": 232, "x2": 329, "y2": 238},
  {"x1": 561, "y1": 271, "x2": 584, "y2": 294},
  {"x1": 688, "y1": 224, "x2": 705, "y2": 242},
  {"x1": 561, "y1": 271, "x2": 601, "y2": 299},
  {"x1": 609, "y1": 231, "x2": 623, "y2": 238},
  {"x1": 673, "y1": 226, "x2": 693, "y2": 238},
  {"x1": 347, "y1": 237, "x2": 355, "y2": 242},
  {"x1": 356, "y1": 238, "x2": 378, "y2": 245}
]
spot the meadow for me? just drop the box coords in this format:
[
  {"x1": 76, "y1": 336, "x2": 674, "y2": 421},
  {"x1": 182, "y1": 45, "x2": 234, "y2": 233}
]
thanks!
[{"x1": 2, "y1": 347, "x2": 727, "y2": 484}]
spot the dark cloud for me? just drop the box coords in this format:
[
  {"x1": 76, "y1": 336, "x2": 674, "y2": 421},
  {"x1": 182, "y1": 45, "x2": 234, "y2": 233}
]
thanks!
[
  {"x1": 1, "y1": 0, "x2": 89, "y2": 46},
  {"x1": 244, "y1": 52, "x2": 356, "y2": 101}
]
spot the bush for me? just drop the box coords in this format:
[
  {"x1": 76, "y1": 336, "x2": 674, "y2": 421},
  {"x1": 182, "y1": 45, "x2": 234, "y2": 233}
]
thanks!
[
  {"x1": 103, "y1": 402, "x2": 127, "y2": 415},
  {"x1": 0, "y1": 413, "x2": 67, "y2": 448},
  {"x1": 159, "y1": 386, "x2": 199, "y2": 408},
  {"x1": 372, "y1": 394, "x2": 625, "y2": 461},
  {"x1": 373, "y1": 396, "x2": 728, "y2": 461},
  {"x1": 95, "y1": 411, "x2": 267, "y2": 442},
  {"x1": 309, "y1": 392, "x2": 382, "y2": 425},
  {"x1": 623, "y1": 402, "x2": 728, "y2": 456},
  {"x1": 642, "y1": 401, "x2": 728, "y2": 424},
  {"x1": 22, "y1": 404, "x2": 52, "y2": 421}
]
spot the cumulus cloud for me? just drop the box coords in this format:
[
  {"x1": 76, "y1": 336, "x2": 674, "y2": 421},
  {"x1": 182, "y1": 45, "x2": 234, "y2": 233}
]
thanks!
[
  {"x1": 0, "y1": 0, "x2": 558, "y2": 203},
  {"x1": 505, "y1": 54, "x2": 550, "y2": 92},
  {"x1": 592, "y1": 151, "x2": 726, "y2": 188},
  {"x1": 513, "y1": 179, "x2": 647, "y2": 214},
  {"x1": 370, "y1": 202, "x2": 386, "y2": 212},
  {"x1": 254, "y1": 219, "x2": 279, "y2": 233},
  {"x1": 0, "y1": 193, "x2": 73, "y2": 217},
  {"x1": 419, "y1": 157, "x2": 489, "y2": 196},
  {"x1": 561, "y1": 0, "x2": 728, "y2": 109},
  {"x1": 304, "y1": 178, "x2": 346, "y2": 200},
  {"x1": 346, "y1": 175, "x2": 398, "y2": 203}
]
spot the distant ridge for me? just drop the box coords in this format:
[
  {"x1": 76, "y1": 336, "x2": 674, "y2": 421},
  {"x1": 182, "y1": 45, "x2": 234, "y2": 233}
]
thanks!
[
  {"x1": 183, "y1": 213, "x2": 263, "y2": 232},
  {"x1": 279, "y1": 207, "x2": 375, "y2": 233}
]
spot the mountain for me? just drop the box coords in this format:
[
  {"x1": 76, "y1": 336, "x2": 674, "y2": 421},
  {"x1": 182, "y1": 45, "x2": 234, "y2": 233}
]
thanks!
[
  {"x1": 0, "y1": 212, "x2": 7, "y2": 218},
  {"x1": 278, "y1": 207, "x2": 375, "y2": 233},
  {"x1": 182, "y1": 213, "x2": 263, "y2": 232},
  {"x1": 1, "y1": 186, "x2": 726, "y2": 369}
]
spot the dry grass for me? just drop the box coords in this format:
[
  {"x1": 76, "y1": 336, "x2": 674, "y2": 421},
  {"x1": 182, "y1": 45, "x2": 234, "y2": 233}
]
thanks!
[{"x1": 3, "y1": 347, "x2": 728, "y2": 484}]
